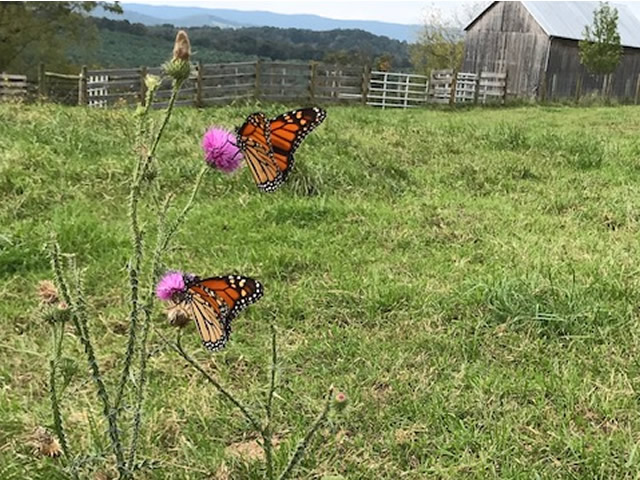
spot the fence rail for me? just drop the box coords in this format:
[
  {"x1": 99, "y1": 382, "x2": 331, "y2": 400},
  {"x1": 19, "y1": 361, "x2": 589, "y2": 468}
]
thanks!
[
  {"x1": 2, "y1": 62, "x2": 511, "y2": 109},
  {"x1": 1, "y1": 73, "x2": 29, "y2": 100}
]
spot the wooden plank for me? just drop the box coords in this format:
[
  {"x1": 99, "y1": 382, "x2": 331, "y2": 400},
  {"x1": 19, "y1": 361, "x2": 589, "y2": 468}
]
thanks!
[
  {"x1": 0, "y1": 89, "x2": 27, "y2": 96},
  {"x1": 152, "y1": 99, "x2": 195, "y2": 109},
  {"x1": 203, "y1": 61, "x2": 257, "y2": 68},
  {"x1": 78, "y1": 65, "x2": 88, "y2": 106},
  {"x1": 317, "y1": 64, "x2": 363, "y2": 75},
  {"x1": 315, "y1": 85, "x2": 361, "y2": 94},
  {"x1": 85, "y1": 92, "x2": 139, "y2": 101},
  {"x1": 480, "y1": 72, "x2": 507, "y2": 79},
  {"x1": 260, "y1": 93, "x2": 310, "y2": 100},
  {"x1": 258, "y1": 72, "x2": 310, "y2": 80},
  {"x1": 201, "y1": 94, "x2": 255, "y2": 106},
  {"x1": 87, "y1": 68, "x2": 140, "y2": 76},
  {"x1": 260, "y1": 88, "x2": 309, "y2": 96},
  {"x1": 202, "y1": 72, "x2": 256, "y2": 81},
  {"x1": 87, "y1": 79, "x2": 140, "y2": 89},
  {"x1": 201, "y1": 83, "x2": 255, "y2": 95},
  {"x1": 369, "y1": 79, "x2": 427, "y2": 87},
  {"x1": 366, "y1": 94, "x2": 427, "y2": 102},
  {"x1": 202, "y1": 64, "x2": 255, "y2": 75},
  {"x1": 0, "y1": 81, "x2": 28, "y2": 88},
  {"x1": 368, "y1": 86, "x2": 427, "y2": 95},
  {"x1": 45, "y1": 72, "x2": 79, "y2": 80},
  {"x1": 0, "y1": 73, "x2": 27, "y2": 81}
]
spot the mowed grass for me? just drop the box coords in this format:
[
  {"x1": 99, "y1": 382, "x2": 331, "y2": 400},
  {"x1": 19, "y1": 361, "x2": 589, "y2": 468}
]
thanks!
[{"x1": 2, "y1": 102, "x2": 640, "y2": 479}]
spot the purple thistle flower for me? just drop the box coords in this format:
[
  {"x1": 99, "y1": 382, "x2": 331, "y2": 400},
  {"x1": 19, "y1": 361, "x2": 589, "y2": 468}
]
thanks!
[
  {"x1": 202, "y1": 127, "x2": 242, "y2": 173},
  {"x1": 156, "y1": 271, "x2": 186, "y2": 301}
]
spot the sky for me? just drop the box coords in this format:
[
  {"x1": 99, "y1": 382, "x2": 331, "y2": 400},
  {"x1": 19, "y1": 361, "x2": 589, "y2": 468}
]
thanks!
[
  {"x1": 124, "y1": 1, "x2": 483, "y2": 25},
  {"x1": 124, "y1": 0, "x2": 640, "y2": 25}
]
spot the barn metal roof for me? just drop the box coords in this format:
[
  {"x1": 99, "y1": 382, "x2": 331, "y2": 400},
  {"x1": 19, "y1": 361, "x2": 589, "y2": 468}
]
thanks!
[{"x1": 466, "y1": 1, "x2": 640, "y2": 49}]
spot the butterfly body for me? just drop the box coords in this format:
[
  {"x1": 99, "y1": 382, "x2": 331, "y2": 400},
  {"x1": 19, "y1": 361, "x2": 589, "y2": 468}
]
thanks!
[
  {"x1": 170, "y1": 274, "x2": 263, "y2": 351},
  {"x1": 236, "y1": 107, "x2": 326, "y2": 192}
]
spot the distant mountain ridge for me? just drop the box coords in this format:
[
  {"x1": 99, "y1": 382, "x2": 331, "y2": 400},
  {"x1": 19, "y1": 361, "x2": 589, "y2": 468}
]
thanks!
[{"x1": 94, "y1": 3, "x2": 421, "y2": 42}]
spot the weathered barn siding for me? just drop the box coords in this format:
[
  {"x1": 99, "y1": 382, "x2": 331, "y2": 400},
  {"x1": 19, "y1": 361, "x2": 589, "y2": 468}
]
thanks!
[
  {"x1": 545, "y1": 39, "x2": 640, "y2": 100},
  {"x1": 463, "y1": 2, "x2": 550, "y2": 98},
  {"x1": 464, "y1": 1, "x2": 640, "y2": 100}
]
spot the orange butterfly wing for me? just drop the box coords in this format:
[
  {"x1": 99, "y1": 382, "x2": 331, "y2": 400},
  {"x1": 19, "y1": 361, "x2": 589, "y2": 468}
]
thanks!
[
  {"x1": 268, "y1": 107, "x2": 326, "y2": 180},
  {"x1": 197, "y1": 275, "x2": 264, "y2": 322},
  {"x1": 236, "y1": 113, "x2": 284, "y2": 192},
  {"x1": 182, "y1": 275, "x2": 263, "y2": 351},
  {"x1": 180, "y1": 284, "x2": 230, "y2": 351}
]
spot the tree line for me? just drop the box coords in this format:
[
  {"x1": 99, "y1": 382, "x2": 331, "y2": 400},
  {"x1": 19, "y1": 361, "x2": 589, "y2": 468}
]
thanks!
[{"x1": 93, "y1": 17, "x2": 412, "y2": 69}]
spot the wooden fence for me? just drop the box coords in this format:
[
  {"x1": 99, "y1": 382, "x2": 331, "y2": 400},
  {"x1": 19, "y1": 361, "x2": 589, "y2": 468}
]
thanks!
[
  {"x1": 1, "y1": 61, "x2": 510, "y2": 109},
  {"x1": 0, "y1": 73, "x2": 29, "y2": 100},
  {"x1": 365, "y1": 69, "x2": 508, "y2": 108},
  {"x1": 81, "y1": 61, "x2": 367, "y2": 108},
  {"x1": 428, "y1": 70, "x2": 507, "y2": 106}
]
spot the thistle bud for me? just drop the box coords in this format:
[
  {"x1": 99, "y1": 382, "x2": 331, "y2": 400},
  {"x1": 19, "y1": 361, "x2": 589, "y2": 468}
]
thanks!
[
  {"x1": 144, "y1": 74, "x2": 161, "y2": 92},
  {"x1": 38, "y1": 280, "x2": 59, "y2": 305},
  {"x1": 31, "y1": 427, "x2": 62, "y2": 458},
  {"x1": 167, "y1": 304, "x2": 191, "y2": 328},
  {"x1": 332, "y1": 391, "x2": 348, "y2": 413},
  {"x1": 163, "y1": 30, "x2": 192, "y2": 83},
  {"x1": 173, "y1": 30, "x2": 191, "y2": 62}
]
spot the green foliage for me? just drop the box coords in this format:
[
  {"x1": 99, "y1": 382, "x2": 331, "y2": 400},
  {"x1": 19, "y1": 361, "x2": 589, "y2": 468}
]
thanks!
[
  {"x1": 67, "y1": 29, "x2": 253, "y2": 68},
  {"x1": 579, "y1": 2, "x2": 623, "y2": 75},
  {"x1": 410, "y1": 29, "x2": 463, "y2": 75},
  {"x1": 409, "y1": 6, "x2": 473, "y2": 75},
  {"x1": 0, "y1": 1, "x2": 121, "y2": 75},
  {"x1": 4, "y1": 103, "x2": 640, "y2": 478},
  {"x1": 92, "y1": 17, "x2": 411, "y2": 68}
]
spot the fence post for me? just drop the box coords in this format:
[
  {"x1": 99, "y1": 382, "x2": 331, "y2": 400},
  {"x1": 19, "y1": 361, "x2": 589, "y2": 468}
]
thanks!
[
  {"x1": 502, "y1": 70, "x2": 508, "y2": 104},
  {"x1": 449, "y1": 70, "x2": 458, "y2": 106},
  {"x1": 309, "y1": 61, "x2": 317, "y2": 102},
  {"x1": 424, "y1": 76, "x2": 430, "y2": 105},
  {"x1": 139, "y1": 65, "x2": 148, "y2": 106},
  {"x1": 381, "y1": 71, "x2": 389, "y2": 109},
  {"x1": 362, "y1": 64, "x2": 371, "y2": 105},
  {"x1": 550, "y1": 73, "x2": 557, "y2": 101},
  {"x1": 403, "y1": 74, "x2": 410, "y2": 109},
  {"x1": 38, "y1": 62, "x2": 46, "y2": 100},
  {"x1": 254, "y1": 59, "x2": 261, "y2": 100},
  {"x1": 474, "y1": 72, "x2": 480, "y2": 104},
  {"x1": 635, "y1": 73, "x2": 640, "y2": 105},
  {"x1": 78, "y1": 65, "x2": 88, "y2": 106},
  {"x1": 196, "y1": 61, "x2": 203, "y2": 107}
]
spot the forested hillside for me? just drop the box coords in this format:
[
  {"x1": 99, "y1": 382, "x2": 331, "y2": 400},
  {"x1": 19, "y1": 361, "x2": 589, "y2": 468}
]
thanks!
[{"x1": 75, "y1": 17, "x2": 411, "y2": 69}]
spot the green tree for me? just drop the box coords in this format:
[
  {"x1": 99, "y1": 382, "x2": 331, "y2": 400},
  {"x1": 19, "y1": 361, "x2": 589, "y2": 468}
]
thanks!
[
  {"x1": 410, "y1": 3, "x2": 483, "y2": 76},
  {"x1": 579, "y1": 2, "x2": 622, "y2": 75},
  {"x1": 0, "y1": 2, "x2": 121, "y2": 75}
]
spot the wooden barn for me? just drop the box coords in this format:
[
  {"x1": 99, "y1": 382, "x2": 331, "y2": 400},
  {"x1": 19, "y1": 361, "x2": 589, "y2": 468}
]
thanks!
[{"x1": 463, "y1": 1, "x2": 640, "y2": 100}]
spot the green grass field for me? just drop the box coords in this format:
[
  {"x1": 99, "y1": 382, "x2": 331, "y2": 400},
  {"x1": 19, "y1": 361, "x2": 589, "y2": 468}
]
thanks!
[{"x1": 2, "y1": 102, "x2": 640, "y2": 479}]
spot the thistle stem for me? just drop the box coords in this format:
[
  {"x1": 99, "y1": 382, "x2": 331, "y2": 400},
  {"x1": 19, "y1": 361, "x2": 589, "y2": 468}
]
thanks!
[
  {"x1": 128, "y1": 163, "x2": 206, "y2": 469},
  {"x1": 161, "y1": 164, "x2": 208, "y2": 252},
  {"x1": 264, "y1": 324, "x2": 278, "y2": 480},
  {"x1": 169, "y1": 331, "x2": 264, "y2": 434},
  {"x1": 125, "y1": 81, "x2": 187, "y2": 469},
  {"x1": 49, "y1": 321, "x2": 70, "y2": 460},
  {"x1": 114, "y1": 79, "x2": 169, "y2": 414},
  {"x1": 49, "y1": 241, "x2": 128, "y2": 479},
  {"x1": 277, "y1": 387, "x2": 334, "y2": 480},
  {"x1": 127, "y1": 196, "x2": 171, "y2": 471}
]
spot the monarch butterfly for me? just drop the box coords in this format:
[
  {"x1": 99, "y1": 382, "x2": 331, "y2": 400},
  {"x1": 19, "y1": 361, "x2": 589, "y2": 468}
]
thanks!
[
  {"x1": 236, "y1": 107, "x2": 327, "y2": 192},
  {"x1": 169, "y1": 274, "x2": 263, "y2": 351}
]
